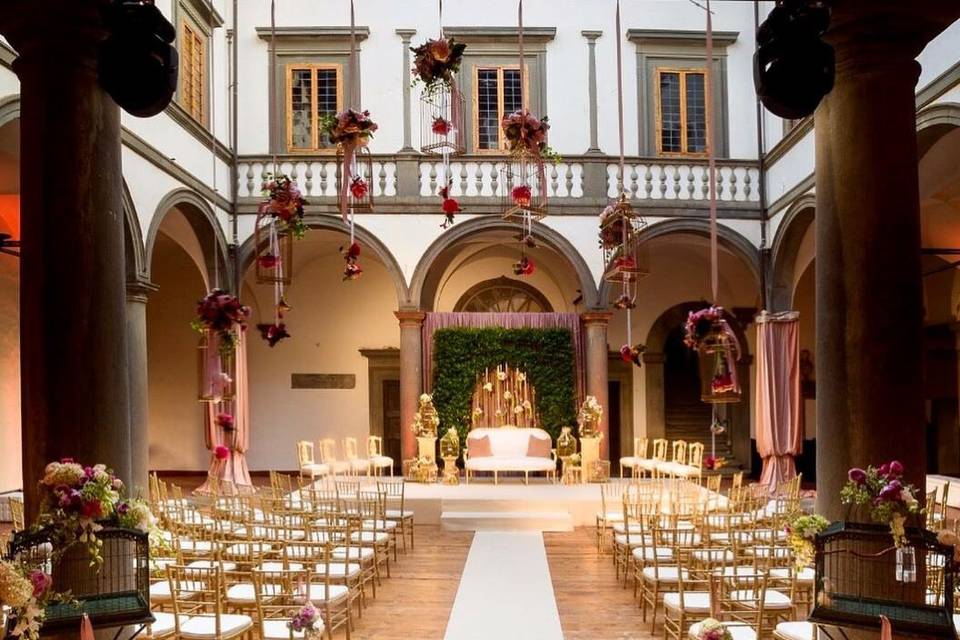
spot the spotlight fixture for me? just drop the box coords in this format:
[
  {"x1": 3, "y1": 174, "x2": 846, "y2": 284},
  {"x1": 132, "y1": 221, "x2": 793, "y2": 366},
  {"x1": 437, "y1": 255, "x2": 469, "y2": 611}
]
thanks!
[
  {"x1": 99, "y1": 0, "x2": 178, "y2": 117},
  {"x1": 754, "y1": 0, "x2": 834, "y2": 119}
]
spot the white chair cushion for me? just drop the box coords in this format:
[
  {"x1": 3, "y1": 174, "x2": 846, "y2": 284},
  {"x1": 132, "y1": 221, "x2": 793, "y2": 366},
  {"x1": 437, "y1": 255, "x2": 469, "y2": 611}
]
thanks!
[
  {"x1": 632, "y1": 547, "x2": 673, "y2": 561},
  {"x1": 226, "y1": 582, "x2": 281, "y2": 604},
  {"x1": 363, "y1": 519, "x2": 398, "y2": 531},
  {"x1": 150, "y1": 581, "x2": 201, "y2": 603},
  {"x1": 464, "y1": 457, "x2": 555, "y2": 472},
  {"x1": 370, "y1": 455, "x2": 393, "y2": 468},
  {"x1": 619, "y1": 456, "x2": 641, "y2": 468},
  {"x1": 304, "y1": 583, "x2": 350, "y2": 603},
  {"x1": 348, "y1": 459, "x2": 369, "y2": 471},
  {"x1": 300, "y1": 463, "x2": 329, "y2": 476},
  {"x1": 386, "y1": 508, "x2": 414, "y2": 519},
  {"x1": 599, "y1": 511, "x2": 625, "y2": 523},
  {"x1": 316, "y1": 562, "x2": 362, "y2": 578},
  {"x1": 332, "y1": 546, "x2": 375, "y2": 561},
  {"x1": 691, "y1": 549, "x2": 734, "y2": 564},
  {"x1": 769, "y1": 567, "x2": 815, "y2": 583},
  {"x1": 663, "y1": 591, "x2": 711, "y2": 613},
  {"x1": 261, "y1": 619, "x2": 321, "y2": 640},
  {"x1": 186, "y1": 560, "x2": 237, "y2": 572},
  {"x1": 690, "y1": 622, "x2": 756, "y2": 640},
  {"x1": 350, "y1": 530, "x2": 390, "y2": 544},
  {"x1": 149, "y1": 612, "x2": 185, "y2": 638},
  {"x1": 179, "y1": 614, "x2": 253, "y2": 640},
  {"x1": 774, "y1": 621, "x2": 816, "y2": 640},
  {"x1": 641, "y1": 566, "x2": 688, "y2": 582},
  {"x1": 732, "y1": 589, "x2": 793, "y2": 610},
  {"x1": 257, "y1": 561, "x2": 304, "y2": 572}
]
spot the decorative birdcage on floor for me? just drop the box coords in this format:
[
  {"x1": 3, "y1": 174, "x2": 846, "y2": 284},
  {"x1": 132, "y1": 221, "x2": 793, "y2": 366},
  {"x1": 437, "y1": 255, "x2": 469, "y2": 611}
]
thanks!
[
  {"x1": 600, "y1": 195, "x2": 649, "y2": 284},
  {"x1": 499, "y1": 152, "x2": 548, "y2": 222},
  {"x1": 253, "y1": 213, "x2": 293, "y2": 285},
  {"x1": 6, "y1": 526, "x2": 153, "y2": 633},
  {"x1": 811, "y1": 521, "x2": 956, "y2": 638},
  {"x1": 336, "y1": 145, "x2": 374, "y2": 213},
  {"x1": 198, "y1": 328, "x2": 236, "y2": 403},
  {"x1": 420, "y1": 82, "x2": 465, "y2": 155}
]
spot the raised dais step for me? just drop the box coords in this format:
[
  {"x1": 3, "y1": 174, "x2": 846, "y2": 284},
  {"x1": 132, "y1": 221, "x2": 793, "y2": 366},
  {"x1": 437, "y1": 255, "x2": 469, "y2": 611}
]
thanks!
[{"x1": 440, "y1": 510, "x2": 573, "y2": 532}]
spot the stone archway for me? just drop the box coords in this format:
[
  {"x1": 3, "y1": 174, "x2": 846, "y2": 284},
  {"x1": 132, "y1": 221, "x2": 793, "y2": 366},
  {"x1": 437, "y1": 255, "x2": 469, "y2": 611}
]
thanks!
[
  {"x1": 236, "y1": 216, "x2": 410, "y2": 308},
  {"x1": 644, "y1": 302, "x2": 753, "y2": 471},
  {"x1": 409, "y1": 216, "x2": 599, "y2": 311},
  {"x1": 769, "y1": 194, "x2": 816, "y2": 312}
]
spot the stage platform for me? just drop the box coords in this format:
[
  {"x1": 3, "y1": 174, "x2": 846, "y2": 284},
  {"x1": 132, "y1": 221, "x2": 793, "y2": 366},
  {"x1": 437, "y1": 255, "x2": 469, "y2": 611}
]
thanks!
[{"x1": 403, "y1": 480, "x2": 604, "y2": 532}]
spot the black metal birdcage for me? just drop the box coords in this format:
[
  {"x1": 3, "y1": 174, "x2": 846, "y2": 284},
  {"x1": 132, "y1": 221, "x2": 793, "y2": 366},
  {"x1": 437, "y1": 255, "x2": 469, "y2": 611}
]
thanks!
[
  {"x1": 811, "y1": 520, "x2": 956, "y2": 638},
  {"x1": 5, "y1": 525, "x2": 153, "y2": 633}
]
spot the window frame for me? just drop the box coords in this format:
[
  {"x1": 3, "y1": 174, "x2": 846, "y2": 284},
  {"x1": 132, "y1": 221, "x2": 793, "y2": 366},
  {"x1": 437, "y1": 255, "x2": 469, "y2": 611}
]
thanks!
[
  {"x1": 179, "y1": 17, "x2": 208, "y2": 124},
  {"x1": 470, "y1": 63, "x2": 531, "y2": 154},
  {"x1": 284, "y1": 62, "x2": 344, "y2": 154},
  {"x1": 654, "y1": 67, "x2": 709, "y2": 158}
]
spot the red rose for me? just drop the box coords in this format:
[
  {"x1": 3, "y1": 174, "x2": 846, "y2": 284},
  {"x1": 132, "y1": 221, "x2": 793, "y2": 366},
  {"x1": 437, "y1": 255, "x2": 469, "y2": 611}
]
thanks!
[
  {"x1": 511, "y1": 185, "x2": 532, "y2": 206},
  {"x1": 258, "y1": 254, "x2": 279, "y2": 269},
  {"x1": 442, "y1": 198, "x2": 460, "y2": 214},
  {"x1": 350, "y1": 177, "x2": 369, "y2": 200},
  {"x1": 214, "y1": 445, "x2": 230, "y2": 460},
  {"x1": 620, "y1": 345, "x2": 633, "y2": 363},
  {"x1": 432, "y1": 117, "x2": 453, "y2": 136}
]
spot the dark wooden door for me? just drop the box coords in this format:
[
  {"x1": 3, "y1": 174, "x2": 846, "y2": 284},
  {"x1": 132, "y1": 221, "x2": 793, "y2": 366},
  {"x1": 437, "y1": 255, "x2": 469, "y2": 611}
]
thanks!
[
  {"x1": 382, "y1": 379, "x2": 401, "y2": 469},
  {"x1": 608, "y1": 380, "x2": 621, "y2": 462}
]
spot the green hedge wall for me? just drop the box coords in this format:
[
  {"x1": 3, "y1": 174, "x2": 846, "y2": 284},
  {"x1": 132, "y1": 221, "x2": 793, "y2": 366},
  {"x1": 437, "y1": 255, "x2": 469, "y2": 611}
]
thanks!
[{"x1": 431, "y1": 327, "x2": 577, "y2": 443}]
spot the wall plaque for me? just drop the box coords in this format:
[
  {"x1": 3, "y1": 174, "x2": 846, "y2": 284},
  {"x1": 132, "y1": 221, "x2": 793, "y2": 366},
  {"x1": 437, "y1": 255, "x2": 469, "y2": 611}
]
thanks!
[{"x1": 291, "y1": 374, "x2": 356, "y2": 389}]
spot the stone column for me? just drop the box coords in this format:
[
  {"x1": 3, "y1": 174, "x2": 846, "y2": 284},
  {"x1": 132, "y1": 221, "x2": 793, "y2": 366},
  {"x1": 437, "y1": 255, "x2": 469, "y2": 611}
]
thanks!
[
  {"x1": 813, "y1": 3, "x2": 959, "y2": 519},
  {"x1": 395, "y1": 310, "x2": 425, "y2": 462},
  {"x1": 126, "y1": 281, "x2": 156, "y2": 495},
  {"x1": 582, "y1": 30, "x2": 602, "y2": 154},
  {"x1": 4, "y1": 1, "x2": 132, "y2": 518},
  {"x1": 642, "y1": 351, "x2": 666, "y2": 439},
  {"x1": 396, "y1": 29, "x2": 417, "y2": 153},
  {"x1": 582, "y1": 311, "x2": 613, "y2": 459}
]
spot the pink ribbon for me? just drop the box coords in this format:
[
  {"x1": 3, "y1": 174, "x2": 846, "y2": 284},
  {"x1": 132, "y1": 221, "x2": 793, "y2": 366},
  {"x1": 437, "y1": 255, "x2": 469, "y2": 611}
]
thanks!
[{"x1": 340, "y1": 141, "x2": 356, "y2": 222}]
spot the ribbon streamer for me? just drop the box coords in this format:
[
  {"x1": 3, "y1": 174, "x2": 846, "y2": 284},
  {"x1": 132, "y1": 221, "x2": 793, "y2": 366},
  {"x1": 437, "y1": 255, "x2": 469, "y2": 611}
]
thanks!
[
  {"x1": 705, "y1": 0, "x2": 718, "y2": 303},
  {"x1": 615, "y1": 0, "x2": 632, "y2": 345}
]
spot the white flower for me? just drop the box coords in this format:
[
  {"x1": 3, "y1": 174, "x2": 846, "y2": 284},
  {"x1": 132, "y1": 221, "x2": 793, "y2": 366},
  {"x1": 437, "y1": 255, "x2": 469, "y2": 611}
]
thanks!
[
  {"x1": 503, "y1": 391, "x2": 513, "y2": 401},
  {"x1": 483, "y1": 382, "x2": 493, "y2": 392},
  {"x1": 496, "y1": 371, "x2": 507, "y2": 381},
  {"x1": 513, "y1": 405, "x2": 524, "y2": 415},
  {"x1": 419, "y1": 393, "x2": 432, "y2": 403},
  {"x1": 901, "y1": 488, "x2": 917, "y2": 506},
  {"x1": 517, "y1": 372, "x2": 526, "y2": 382},
  {"x1": 0, "y1": 561, "x2": 33, "y2": 608}
]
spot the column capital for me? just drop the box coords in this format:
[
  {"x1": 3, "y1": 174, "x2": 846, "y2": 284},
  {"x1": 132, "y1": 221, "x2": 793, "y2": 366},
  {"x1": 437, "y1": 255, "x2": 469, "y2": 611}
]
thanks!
[
  {"x1": 126, "y1": 279, "x2": 158, "y2": 304},
  {"x1": 395, "y1": 28, "x2": 417, "y2": 42},
  {"x1": 581, "y1": 311, "x2": 614, "y2": 326},
  {"x1": 395, "y1": 310, "x2": 426, "y2": 327},
  {"x1": 581, "y1": 30, "x2": 603, "y2": 42}
]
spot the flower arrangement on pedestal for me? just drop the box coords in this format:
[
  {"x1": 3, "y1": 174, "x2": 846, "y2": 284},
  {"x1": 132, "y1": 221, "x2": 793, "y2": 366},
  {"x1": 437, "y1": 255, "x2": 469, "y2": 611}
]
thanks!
[
  {"x1": 192, "y1": 289, "x2": 250, "y2": 355},
  {"x1": 0, "y1": 559, "x2": 65, "y2": 640},
  {"x1": 411, "y1": 393, "x2": 440, "y2": 438},
  {"x1": 411, "y1": 37, "x2": 466, "y2": 90},
  {"x1": 785, "y1": 513, "x2": 829, "y2": 571},
  {"x1": 694, "y1": 619, "x2": 733, "y2": 640},
  {"x1": 36, "y1": 459, "x2": 159, "y2": 567},
  {"x1": 841, "y1": 460, "x2": 921, "y2": 547},
  {"x1": 577, "y1": 395, "x2": 603, "y2": 439}
]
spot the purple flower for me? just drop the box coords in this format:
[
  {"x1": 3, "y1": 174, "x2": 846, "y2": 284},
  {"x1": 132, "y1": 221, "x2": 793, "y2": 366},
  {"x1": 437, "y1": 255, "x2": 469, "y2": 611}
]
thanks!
[
  {"x1": 848, "y1": 468, "x2": 867, "y2": 485},
  {"x1": 878, "y1": 463, "x2": 890, "y2": 477},
  {"x1": 888, "y1": 460, "x2": 904, "y2": 477},
  {"x1": 879, "y1": 482, "x2": 902, "y2": 502},
  {"x1": 30, "y1": 570, "x2": 52, "y2": 597}
]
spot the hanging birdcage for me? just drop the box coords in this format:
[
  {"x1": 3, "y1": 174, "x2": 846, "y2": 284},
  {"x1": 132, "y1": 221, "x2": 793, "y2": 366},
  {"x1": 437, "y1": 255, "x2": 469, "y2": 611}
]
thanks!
[
  {"x1": 336, "y1": 144, "x2": 374, "y2": 213},
  {"x1": 198, "y1": 328, "x2": 237, "y2": 403},
  {"x1": 698, "y1": 347, "x2": 742, "y2": 403},
  {"x1": 253, "y1": 213, "x2": 293, "y2": 285},
  {"x1": 600, "y1": 195, "x2": 650, "y2": 283},
  {"x1": 499, "y1": 151, "x2": 548, "y2": 222},
  {"x1": 420, "y1": 82, "x2": 465, "y2": 155}
]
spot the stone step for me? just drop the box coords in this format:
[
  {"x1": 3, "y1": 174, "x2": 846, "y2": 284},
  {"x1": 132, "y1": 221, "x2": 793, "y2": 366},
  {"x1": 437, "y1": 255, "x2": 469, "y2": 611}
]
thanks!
[{"x1": 440, "y1": 510, "x2": 573, "y2": 532}]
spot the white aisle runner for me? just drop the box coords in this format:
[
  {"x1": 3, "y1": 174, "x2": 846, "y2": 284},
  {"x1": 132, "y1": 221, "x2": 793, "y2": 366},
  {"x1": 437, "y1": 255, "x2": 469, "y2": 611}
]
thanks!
[{"x1": 444, "y1": 532, "x2": 563, "y2": 640}]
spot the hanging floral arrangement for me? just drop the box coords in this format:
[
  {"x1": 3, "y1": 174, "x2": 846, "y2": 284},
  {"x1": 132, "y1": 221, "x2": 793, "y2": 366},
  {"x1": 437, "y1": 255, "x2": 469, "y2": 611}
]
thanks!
[
  {"x1": 439, "y1": 182, "x2": 461, "y2": 228},
  {"x1": 411, "y1": 37, "x2": 466, "y2": 90},
  {"x1": 512, "y1": 255, "x2": 535, "y2": 276},
  {"x1": 502, "y1": 108, "x2": 552, "y2": 156},
  {"x1": 841, "y1": 460, "x2": 921, "y2": 547},
  {"x1": 259, "y1": 175, "x2": 308, "y2": 239},
  {"x1": 619, "y1": 343, "x2": 644, "y2": 367},
  {"x1": 322, "y1": 109, "x2": 379, "y2": 221},
  {"x1": 683, "y1": 306, "x2": 726, "y2": 350},
  {"x1": 256, "y1": 321, "x2": 290, "y2": 348},
  {"x1": 340, "y1": 241, "x2": 363, "y2": 281},
  {"x1": 191, "y1": 289, "x2": 251, "y2": 354}
]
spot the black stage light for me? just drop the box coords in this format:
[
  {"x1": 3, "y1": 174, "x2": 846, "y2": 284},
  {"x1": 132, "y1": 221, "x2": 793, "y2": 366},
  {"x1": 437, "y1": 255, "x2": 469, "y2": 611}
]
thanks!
[
  {"x1": 99, "y1": 0, "x2": 178, "y2": 117},
  {"x1": 754, "y1": 0, "x2": 834, "y2": 119}
]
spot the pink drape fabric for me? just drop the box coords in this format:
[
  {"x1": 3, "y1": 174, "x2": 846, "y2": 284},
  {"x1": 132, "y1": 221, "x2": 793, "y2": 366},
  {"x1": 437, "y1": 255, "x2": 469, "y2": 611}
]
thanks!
[
  {"x1": 197, "y1": 331, "x2": 254, "y2": 495},
  {"x1": 421, "y1": 312, "x2": 585, "y2": 402},
  {"x1": 756, "y1": 312, "x2": 802, "y2": 493}
]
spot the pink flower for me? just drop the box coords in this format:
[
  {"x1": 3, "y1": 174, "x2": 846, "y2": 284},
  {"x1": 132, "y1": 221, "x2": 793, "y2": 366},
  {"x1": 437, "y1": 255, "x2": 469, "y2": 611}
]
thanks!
[
  {"x1": 848, "y1": 468, "x2": 867, "y2": 485},
  {"x1": 888, "y1": 460, "x2": 904, "y2": 477},
  {"x1": 30, "y1": 570, "x2": 52, "y2": 598},
  {"x1": 216, "y1": 413, "x2": 235, "y2": 430},
  {"x1": 214, "y1": 445, "x2": 230, "y2": 461}
]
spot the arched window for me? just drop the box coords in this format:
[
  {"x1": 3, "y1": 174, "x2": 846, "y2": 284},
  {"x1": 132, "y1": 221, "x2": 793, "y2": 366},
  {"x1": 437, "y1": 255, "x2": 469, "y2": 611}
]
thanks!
[{"x1": 454, "y1": 277, "x2": 553, "y2": 313}]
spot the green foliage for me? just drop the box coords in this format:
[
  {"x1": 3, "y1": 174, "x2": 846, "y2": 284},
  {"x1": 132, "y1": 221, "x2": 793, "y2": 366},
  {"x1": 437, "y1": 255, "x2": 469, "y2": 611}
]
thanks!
[{"x1": 431, "y1": 327, "x2": 577, "y2": 443}]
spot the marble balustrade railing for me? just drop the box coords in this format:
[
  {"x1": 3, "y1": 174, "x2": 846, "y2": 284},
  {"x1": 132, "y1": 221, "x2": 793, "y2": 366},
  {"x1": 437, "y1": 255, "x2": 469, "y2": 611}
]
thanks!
[{"x1": 236, "y1": 154, "x2": 761, "y2": 206}]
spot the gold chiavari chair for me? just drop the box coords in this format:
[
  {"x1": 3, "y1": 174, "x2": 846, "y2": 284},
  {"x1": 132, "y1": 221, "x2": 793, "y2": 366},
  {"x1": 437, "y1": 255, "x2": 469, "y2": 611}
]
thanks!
[
  {"x1": 637, "y1": 438, "x2": 668, "y2": 479},
  {"x1": 730, "y1": 471, "x2": 744, "y2": 492},
  {"x1": 366, "y1": 436, "x2": 394, "y2": 477},
  {"x1": 662, "y1": 551, "x2": 714, "y2": 640},
  {"x1": 377, "y1": 478, "x2": 414, "y2": 552},
  {"x1": 596, "y1": 480, "x2": 630, "y2": 553},
  {"x1": 342, "y1": 437, "x2": 371, "y2": 477},
  {"x1": 640, "y1": 525, "x2": 700, "y2": 631},
  {"x1": 334, "y1": 478, "x2": 361, "y2": 504},
  {"x1": 927, "y1": 487, "x2": 941, "y2": 529},
  {"x1": 613, "y1": 486, "x2": 652, "y2": 583},
  {"x1": 311, "y1": 518, "x2": 367, "y2": 616},
  {"x1": 348, "y1": 492, "x2": 392, "y2": 580},
  {"x1": 250, "y1": 567, "x2": 323, "y2": 640},
  {"x1": 8, "y1": 495, "x2": 24, "y2": 531},
  {"x1": 619, "y1": 437, "x2": 649, "y2": 479},
  {"x1": 284, "y1": 540, "x2": 354, "y2": 639},
  {"x1": 686, "y1": 573, "x2": 768, "y2": 640},
  {"x1": 658, "y1": 440, "x2": 689, "y2": 479},
  {"x1": 167, "y1": 564, "x2": 255, "y2": 640}
]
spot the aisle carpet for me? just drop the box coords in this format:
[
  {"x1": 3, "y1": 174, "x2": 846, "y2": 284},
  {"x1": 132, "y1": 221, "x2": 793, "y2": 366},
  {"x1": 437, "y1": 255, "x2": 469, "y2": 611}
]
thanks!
[{"x1": 444, "y1": 531, "x2": 563, "y2": 639}]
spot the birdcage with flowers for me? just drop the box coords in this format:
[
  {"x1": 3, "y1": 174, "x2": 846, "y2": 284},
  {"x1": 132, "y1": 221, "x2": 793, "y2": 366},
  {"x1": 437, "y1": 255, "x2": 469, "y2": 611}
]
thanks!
[
  {"x1": 599, "y1": 194, "x2": 649, "y2": 284},
  {"x1": 322, "y1": 108, "x2": 378, "y2": 216},
  {"x1": 499, "y1": 108, "x2": 550, "y2": 222},
  {"x1": 192, "y1": 290, "x2": 249, "y2": 403},
  {"x1": 254, "y1": 174, "x2": 306, "y2": 285},
  {"x1": 413, "y1": 36, "x2": 467, "y2": 155},
  {"x1": 684, "y1": 306, "x2": 742, "y2": 403}
]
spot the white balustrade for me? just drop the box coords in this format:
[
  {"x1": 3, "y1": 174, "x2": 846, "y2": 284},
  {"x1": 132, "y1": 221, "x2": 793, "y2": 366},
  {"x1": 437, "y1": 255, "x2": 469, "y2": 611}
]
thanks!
[
  {"x1": 237, "y1": 159, "x2": 397, "y2": 199},
  {"x1": 418, "y1": 160, "x2": 583, "y2": 198},
  {"x1": 606, "y1": 162, "x2": 760, "y2": 202}
]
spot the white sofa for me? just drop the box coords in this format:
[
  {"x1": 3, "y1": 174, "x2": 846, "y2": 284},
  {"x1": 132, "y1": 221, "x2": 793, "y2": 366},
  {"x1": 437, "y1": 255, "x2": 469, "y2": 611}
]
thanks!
[{"x1": 464, "y1": 427, "x2": 557, "y2": 484}]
